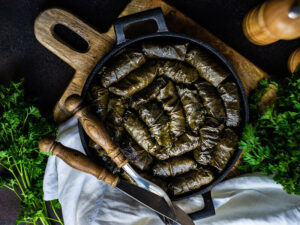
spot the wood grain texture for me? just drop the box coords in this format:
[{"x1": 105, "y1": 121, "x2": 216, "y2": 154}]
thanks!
[
  {"x1": 288, "y1": 48, "x2": 300, "y2": 73},
  {"x1": 39, "y1": 137, "x2": 119, "y2": 187},
  {"x1": 34, "y1": 8, "x2": 115, "y2": 123},
  {"x1": 34, "y1": 0, "x2": 269, "y2": 123},
  {"x1": 243, "y1": 0, "x2": 300, "y2": 45},
  {"x1": 120, "y1": 0, "x2": 269, "y2": 95},
  {"x1": 65, "y1": 95, "x2": 129, "y2": 168},
  {"x1": 33, "y1": 0, "x2": 272, "y2": 178}
]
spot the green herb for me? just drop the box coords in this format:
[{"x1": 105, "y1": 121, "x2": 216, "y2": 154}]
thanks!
[
  {"x1": 239, "y1": 71, "x2": 300, "y2": 195},
  {"x1": 0, "y1": 79, "x2": 63, "y2": 225}
]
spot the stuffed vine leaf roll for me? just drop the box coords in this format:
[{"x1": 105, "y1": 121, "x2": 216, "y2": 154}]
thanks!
[
  {"x1": 142, "y1": 42, "x2": 188, "y2": 61},
  {"x1": 185, "y1": 48, "x2": 230, "y2": 87},
  {"x1": 138, "y1": 102, "x2": 172, "y2": 147},
  {"x1": 169, "y1": 168, "x2": 214, "y2": 195},
  {"x1": 193, "y1": 149, "x2": 212, "y2": 165},
  {"x1": 218, "y1": 82, "x2": 241, "y2": 127},
  {"x1": 157, "y1": 80, "x2": 185, "y2": 137},
  {"x1": 195, "y1": 82, "x2": 226, "y2": 120},
  {"x1": 210, "y1": 128, "x2": 238, "y2": 171},
  {"x1": 109, "y1": 61, "x2": 158, "y2": 98},
  {"x1": 131, "y1": 77, "x2": 167, "y2": 109},
  {"x1": 89, "y1": 85, "x2": 109, "y2": 119},
  {"x1": 123, "y1": 110, "x2": 161, "y2": 158},
  {"x1": 200, "y1": 125, "x2": 224, "y2": 151},
  {"x1": 158, "y1": 60, "x2": 198, "y2": 84},
  {"x1": 100, "y1": 50, "x2": 146, "y2": 87},
  {"x1": 153, "y1": 157, "x2": 197, "y2": 177},
  {"x1": 176, "y1": 86, "x2": 206, "y2": 133},
  {"x1": 165, "y1": 134, "x2": 202, "y2": 159},
  {"x1": 204, "y1": 116, "x2": 220, "y2": 128},
  {"x1": 121, "y1": 139, "x2": 153, "y2": 171},
  {"x1": 106, "y1": 97, "x2": 127, "y2": 142}
]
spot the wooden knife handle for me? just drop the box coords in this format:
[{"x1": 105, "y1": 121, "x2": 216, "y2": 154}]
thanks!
[
  {"x1": 64, "y1": 95, "x2": 128, "y2": 168},
  {"x1": 39, "y1": 136, "x2": 119, "y2": 187}
]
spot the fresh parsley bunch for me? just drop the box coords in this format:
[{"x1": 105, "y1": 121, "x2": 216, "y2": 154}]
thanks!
[
  {"x1": 239, "y1": 71, "x2": 300, "y2": 195},
  {"x1": 0, "y1": 79, "x2": 63, "y2": 224}
]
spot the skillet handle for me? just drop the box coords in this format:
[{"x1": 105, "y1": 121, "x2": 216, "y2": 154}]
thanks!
[
  {"x1": 189, "y1": 191, "x2": 215, "y2": 220},
  {"x1": 114, "y1": 8, "x2": 169, "y2": 45}
]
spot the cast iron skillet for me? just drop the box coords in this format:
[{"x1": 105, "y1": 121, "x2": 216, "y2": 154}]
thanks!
[{"x1": 79, "y1": 8, "x2": 249, "y2": 220}]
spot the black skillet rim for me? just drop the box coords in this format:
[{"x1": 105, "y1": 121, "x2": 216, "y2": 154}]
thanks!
[{"x1": 78, "y1": 32, "x2": 250, "y2": 201}]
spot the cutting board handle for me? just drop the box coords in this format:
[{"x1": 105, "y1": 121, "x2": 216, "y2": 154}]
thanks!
[
  {"x1": 34, "y1": 8, "x2": 115, "y2": 123},
  {"x1": 34, "y1": 8, "x2": 110, "y2": 71}
]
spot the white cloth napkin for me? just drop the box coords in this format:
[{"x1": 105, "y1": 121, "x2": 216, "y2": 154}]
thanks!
[{"x1": 43, "y1": 117, "x2": 300, "y2": 225}]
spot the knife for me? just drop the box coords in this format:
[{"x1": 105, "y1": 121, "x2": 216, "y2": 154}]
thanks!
[
  {"x1": 64, "y1": 95, "x2": 175, "y2": 212},
  {"x1": 39, "y1": 137, "x2": 194, "y2": 225}
]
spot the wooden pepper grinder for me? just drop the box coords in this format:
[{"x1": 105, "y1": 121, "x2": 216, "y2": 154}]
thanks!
[
  {"x1": 288, "y1": 48, "x2": 300, "y2": 73},
  {"x1": 243, "y1": 0, "x2": 300, "y2": 45}
]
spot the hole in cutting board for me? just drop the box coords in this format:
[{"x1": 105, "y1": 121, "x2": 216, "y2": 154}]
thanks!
[
  {"x1": 53, "y1": 24, "x2": 89, "y2": 53},
  {"x1": 124, "y1": 19, "x2": 158, "y2": 39}
]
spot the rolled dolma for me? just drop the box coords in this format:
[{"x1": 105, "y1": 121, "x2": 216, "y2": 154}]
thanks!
[
  {"x1": 205, "y1": 116, "x2": 220, "y2": 127},
  {"x1": 185, "y1": 48, "x2": 230, "y2": 87},
  {"x1": 109, "y1": 61, "x2": 158, "y2": 98},
  {"x1": 210, "y1": 128, "x2": 238, "y2": 171},
  {"x1": 165, "y1": 134, "x2": 202, "y2": 158},
  {"x1": 153, "y1": 157, "x2": 197, "y2": 177},
  {"x1": 106, "y1": 97, "x2": 127, "y2": 142},
  {"x1": 107, "y1": 97, "x2": 127, "y2": 124},
  {"x1": 218, "y1": 82, "x2": 241, "y2": 127},
  {"x1": 131, "y1": 77, "x2": 167, "y2": 109},
  {"x1": 100, "y1": 50, "x2": 146, "y2": 87},
  {"x1": 121, "y1": 140, "x2": 153, "y2": 171},
  {"x1": 176, "y1": 86, "x2": 206, "y2": 133},
  {"x1": 200, "y1": 125, "x2": 224, "y2": 151},
  {"x1": 123, "y1": 110, "x2": 161, "y2": 157},
  {"x1": 169, "y1": 168, "x2": 214, "y2": 195},
  {"x1": 89, "y1": 85, "x2": 109, "y2": 119},
  {"x1": 195, "y1": 82, "x2": 226, "y2": 120},
  {"x1": 158, "y1": 60, "x2": 198, "y2": 84},
  {"x1": 193, "y1": 149, "x2": 212, "y2": 165},
  {"x1": 142, "y1": 42, "x2": 189, "y2": 61},
  {"x1": 157, "y1": 80, "x2": 185, "y2": 137},
  {"x1": 138, "y1": 102, "x2": 172, "y2": 147}
]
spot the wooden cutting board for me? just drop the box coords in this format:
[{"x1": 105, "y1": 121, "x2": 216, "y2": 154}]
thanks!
[{"x1": 34, "y1": 0, "x2": 269, "y2": 124}]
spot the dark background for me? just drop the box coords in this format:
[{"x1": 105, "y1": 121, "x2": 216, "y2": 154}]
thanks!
[{"x1": 0, "y1": 0, "x2": 299, "y2": 224}]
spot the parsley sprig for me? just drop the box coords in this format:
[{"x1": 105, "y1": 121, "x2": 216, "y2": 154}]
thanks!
[
  {"x1": 0, "y1": 79, "x2": 63, "y2": 224},
  {"x1": 239, "y1": 71, "x2": 300, "y2": 195}
]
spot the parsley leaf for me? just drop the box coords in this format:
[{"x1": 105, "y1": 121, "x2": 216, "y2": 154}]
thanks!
[
  {"x1": 0, "y1": 78, "x2": 64, "y2": 225},
  {"x1": 239, "y1": 71, "x2": 300, "y2": 195}
]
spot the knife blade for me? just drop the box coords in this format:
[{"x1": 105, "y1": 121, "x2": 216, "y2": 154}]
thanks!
[
  {"x1": 64, "y1": 94, "x2": 176, "y2": 214},
  {"x1": 39, "y1": 137, "x2": 195, "y2": 225},
  {"x1": 116, "y1": 179, "x2": 194, "y2": 225}
]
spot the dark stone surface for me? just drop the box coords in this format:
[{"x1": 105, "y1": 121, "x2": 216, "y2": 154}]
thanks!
[
  {"x1": 0, "y1": 0, "x2": 299, "y2": 224},
  {"x1": 0, "y1": 188, "x2": 20, "y2": 225}
]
